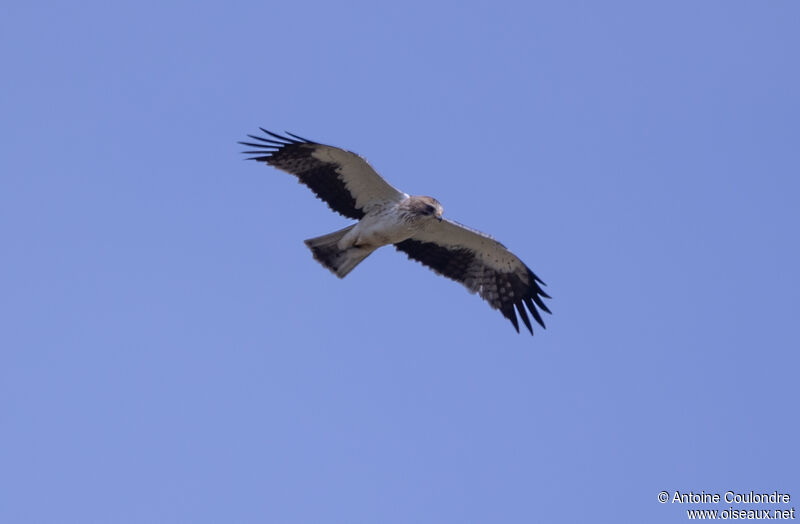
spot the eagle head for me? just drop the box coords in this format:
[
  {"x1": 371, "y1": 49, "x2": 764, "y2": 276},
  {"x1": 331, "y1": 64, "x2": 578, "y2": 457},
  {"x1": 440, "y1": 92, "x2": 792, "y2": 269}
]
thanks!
[{"x1": 407, "y1": 195, "x2": 443, "y2": 222}]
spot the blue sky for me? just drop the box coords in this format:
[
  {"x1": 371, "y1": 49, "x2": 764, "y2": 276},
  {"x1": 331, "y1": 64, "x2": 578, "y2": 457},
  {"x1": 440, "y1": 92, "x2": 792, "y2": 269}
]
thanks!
[{"x1": 2, "y1": 1, "x2": 798, "y2": 522}]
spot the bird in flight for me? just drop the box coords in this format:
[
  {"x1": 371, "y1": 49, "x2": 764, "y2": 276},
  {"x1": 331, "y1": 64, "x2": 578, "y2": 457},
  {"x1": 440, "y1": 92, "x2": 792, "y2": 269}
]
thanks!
[{"x1": 239, "y1": 129, "x2": 551, "y2": 334}]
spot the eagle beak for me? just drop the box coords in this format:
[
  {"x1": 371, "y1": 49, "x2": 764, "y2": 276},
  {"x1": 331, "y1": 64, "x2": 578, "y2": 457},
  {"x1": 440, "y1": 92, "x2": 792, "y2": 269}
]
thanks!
[{"x1": 436, "y1": 215, "x2": 443, "y2": 222}]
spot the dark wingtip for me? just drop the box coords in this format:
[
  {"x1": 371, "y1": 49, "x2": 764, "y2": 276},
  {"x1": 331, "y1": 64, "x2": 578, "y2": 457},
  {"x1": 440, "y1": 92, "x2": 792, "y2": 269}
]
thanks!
[
  {"x1": 239, "y1": 129, "x2": 304, "y2": 161},
  {"x1": 503, "y1": 306, "x2": 520, "y2": 333},
  {"x1": 240, "y1": 129, "x2": 315, "y2": 155},
  {"x1": 530, "y1": 270, "x2": 547, "y2": 287},
  {"x1": 523, "y1": 296, "x2": 546, "y2": 329},
  {"x1": 239, "y1": 141, "x2": 278, "y2": 150},
  {"x1": 259, "y1": 128, "x2": 301, "y2": 144},
  {"x1": 537, "y1": 299, "x2": 552, "y2": 315},
  {"x1": 516, "y1": 301, "x2": 533, "y2": 335},
  {"x1": 246, "y1": 134, "x2": 286, "y2": 145},
  {"x1": 284, "y1": 131, "x2": 314, "y2": 143}
]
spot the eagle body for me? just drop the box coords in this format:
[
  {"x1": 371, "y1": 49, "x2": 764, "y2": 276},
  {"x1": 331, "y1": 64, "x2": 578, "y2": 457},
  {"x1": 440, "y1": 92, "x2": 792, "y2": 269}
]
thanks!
[
  {"x1": 240, "y1": 130, "x2": 551, "y2": 334},
  {"x1": 339, "y1": 196, "x2": 443, "y2": 249},
  {"x1": 304, "y1": 196, "x2": 443, "y2": 279}
]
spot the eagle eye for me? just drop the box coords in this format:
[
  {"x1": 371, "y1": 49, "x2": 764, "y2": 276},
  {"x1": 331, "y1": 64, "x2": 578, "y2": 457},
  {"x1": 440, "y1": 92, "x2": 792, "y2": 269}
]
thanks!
[{"x1": 423, "y1": 205, "x2": 435, "y2": 215}]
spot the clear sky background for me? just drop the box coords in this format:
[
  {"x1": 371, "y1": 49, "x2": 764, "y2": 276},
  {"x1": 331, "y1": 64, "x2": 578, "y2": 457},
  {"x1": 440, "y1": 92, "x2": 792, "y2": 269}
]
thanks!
[{"x1": 2, "y1": 1, "x2": 798, "y2": 522}]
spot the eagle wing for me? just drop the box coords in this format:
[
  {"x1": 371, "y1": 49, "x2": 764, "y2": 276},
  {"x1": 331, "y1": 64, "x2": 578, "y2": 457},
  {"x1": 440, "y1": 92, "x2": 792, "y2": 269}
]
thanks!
[
  {"x1": 240, "y1": 129, "x2": 407, "y2": 219},
  {"x1": 395, "y1": 219, "x2": 551, "y2": 334}
]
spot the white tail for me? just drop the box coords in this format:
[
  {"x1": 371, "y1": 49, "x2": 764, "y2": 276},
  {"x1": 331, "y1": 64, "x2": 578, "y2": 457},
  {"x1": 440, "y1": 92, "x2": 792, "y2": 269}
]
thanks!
[{"x1": 304, "y1": 225, "x2": 373, "y2": 278}]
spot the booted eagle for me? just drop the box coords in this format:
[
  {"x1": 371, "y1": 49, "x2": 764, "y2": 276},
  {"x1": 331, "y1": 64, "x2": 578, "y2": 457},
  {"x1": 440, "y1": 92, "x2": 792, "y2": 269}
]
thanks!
[{"x1": 240, "y1": 129, "x2": 551, "y2": 334}]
